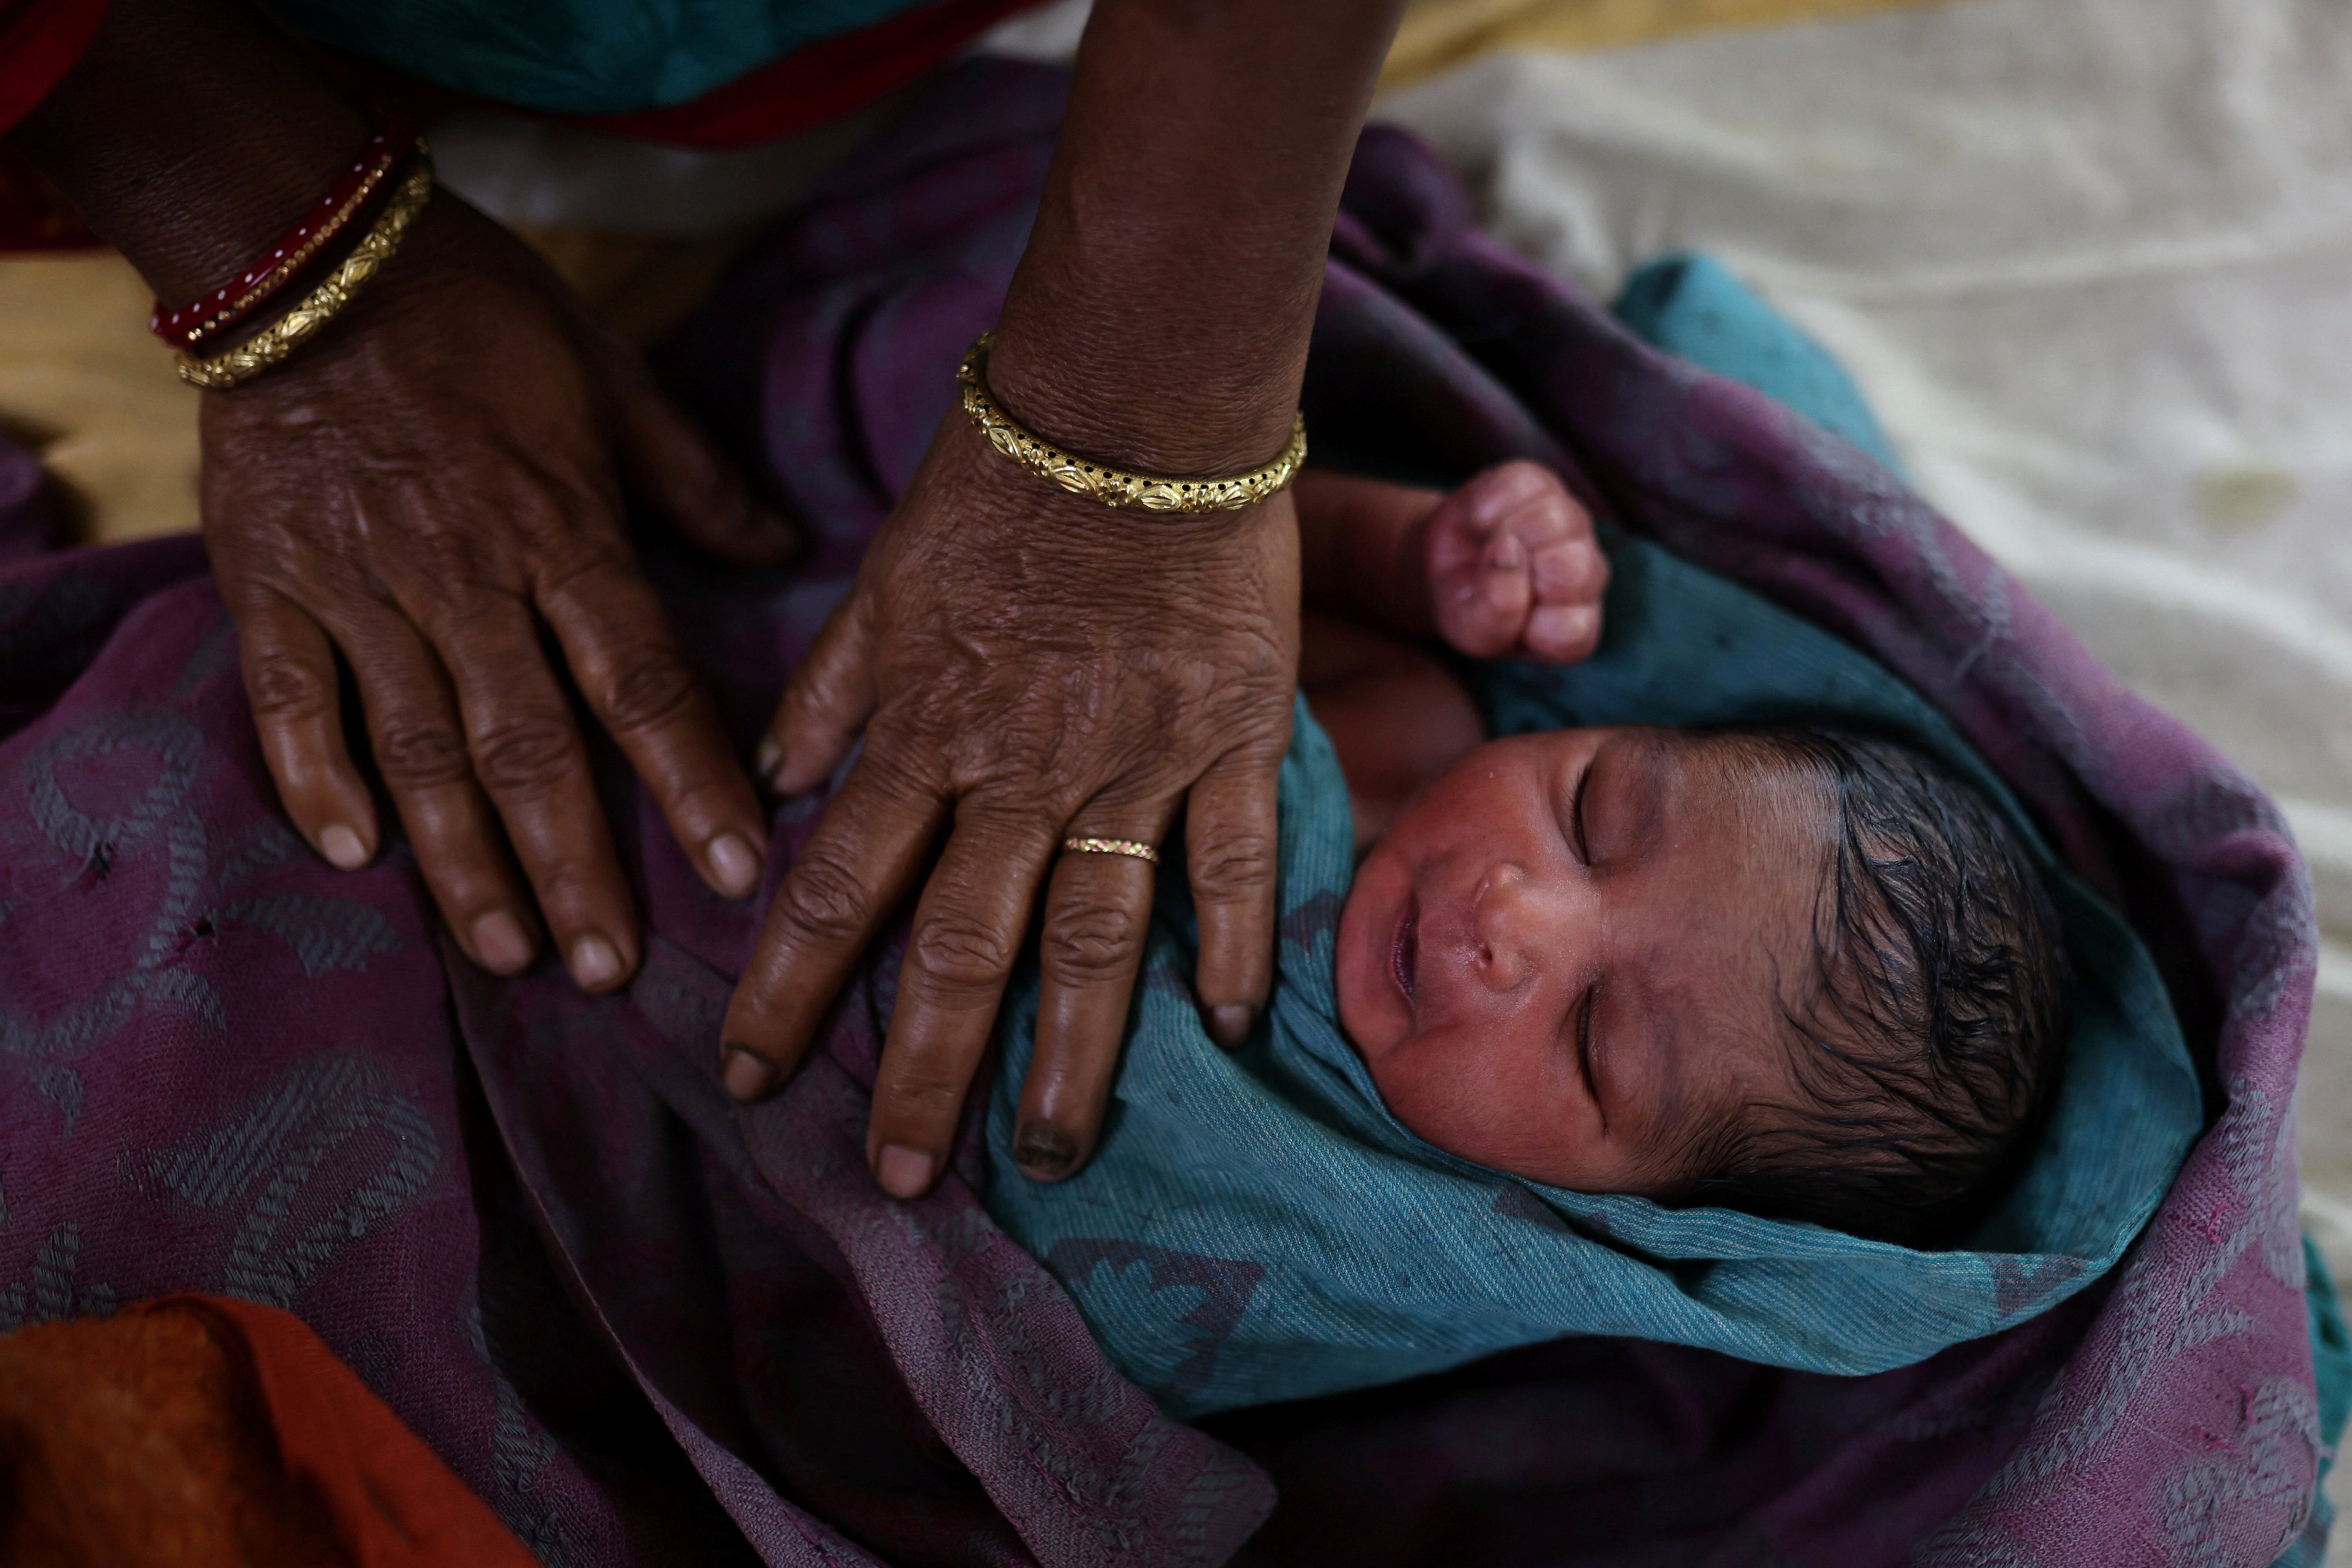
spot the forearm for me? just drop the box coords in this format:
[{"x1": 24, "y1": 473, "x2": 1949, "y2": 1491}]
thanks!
[
  {"x1": 1295, "y1": 465, "x2": 1442, "y2": 637},
  {"x1": 7, "y1": 0, "x2": 367, "y2": 305},
  {"x1": 1299, "y1": 612, "x2": 1487, "y2": 851},
  {"x1": 985, "y1": 0, "x2": 1407, "y2": 475}
]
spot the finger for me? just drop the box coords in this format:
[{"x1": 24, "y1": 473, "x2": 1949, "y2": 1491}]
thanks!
[
  {"x1": 757, "y1": 586, "x2": 879, "y2": 798},
  {"x1": 233, "y1": 587, "x2": 378, "y2": 871},
  {"x1": 1483, "y1": 461, "x2": 1590, "y2": 548},
  {"x1": 1427, "y1": 512, "x2": 1525, "y2": 664},
  {"x1": 538, "y1": 553, "x2": 768, "y2": 900},
  {"x1": 609, "y1": 354, "x2": 802, "y2": 568},
  {"x1": 721, "y1": 756, "x2": 946, "y2": 1099},
  {"x1": 1188, "y1": 734, "x2": 1288, "y2": 1049},
  {"x1": 1014, "y1": 825, "x2": 1167, "y2": 1182},
  {"x1": 1524, "y1": 601, "x2": 1604, "y2": 664},
  {"x1": 1528, "y1": 529, "x2": 1607, "y2": 605},
  {"x1": 426, "y1": 589, "x2": 639, "y2": 992},
  {"x1": 1523, "y1": 488, "x2": 1605, "y2": 599},
  {"x1": 1523, "y1": 487, "x2": 1608, "y2": 663},
  {"x1": 332, "y1": 608, "x2": 541, "y2": 976},
  {"x1": 865, "y1": 804, "x2": 1062, "y2": 1199},
  {"x1": 1455, "y1": 525, "x2": 1535, "y2": 660}
]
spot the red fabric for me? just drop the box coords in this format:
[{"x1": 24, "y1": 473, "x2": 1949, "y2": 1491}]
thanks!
[
  {"x1": 188, "y1": 1296, "x2": 542, "y2": 1568},
  {"x1": 0, "y1": 0, "x2": 110, "y2": 247},
  {"x1": 0, "y1": 0, "x2": 108, "y2": 136}
]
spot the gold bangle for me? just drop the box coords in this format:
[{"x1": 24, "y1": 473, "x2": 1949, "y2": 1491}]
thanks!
[
  {"x1": 176, "y1": 148, "x2": 436, "y2": 392},
  {"x1": 1062, "y1": 837, "x2": 1161, "y2": 864},
  {"x1": 958, "y1": 331, "x2": 1307, "y2": 514}
]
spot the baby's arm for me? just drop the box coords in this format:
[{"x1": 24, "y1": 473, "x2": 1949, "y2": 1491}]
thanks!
[{"x1": 1294, "y1": 462, "x2": 1608, "y2": 847}]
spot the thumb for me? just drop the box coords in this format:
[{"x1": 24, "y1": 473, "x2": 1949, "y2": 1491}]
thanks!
[
  {"x1": 760, "y1": 586, "x2": 880, "y2": 797},
  {"x1": 612, "y1": 356, "x2": 803, "y2": 568}
]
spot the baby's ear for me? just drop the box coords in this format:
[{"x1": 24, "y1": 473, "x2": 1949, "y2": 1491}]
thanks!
[{"x1": 1425, "y1": 461, "x2": 1607, "y2": 665}]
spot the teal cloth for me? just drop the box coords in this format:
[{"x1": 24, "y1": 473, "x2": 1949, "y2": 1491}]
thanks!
[
  {"x1": 981, "y1": 253, "x2": 2208, "y2": 1421},
  {"x1": 1614, "y1": 252, "x2": 1906, "y2": 477},
  {"x1": 269, "y1": 0, "x2": 931, "y2": 114}
]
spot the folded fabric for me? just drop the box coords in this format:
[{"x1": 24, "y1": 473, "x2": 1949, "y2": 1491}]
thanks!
[{"x1": 0, "y1": 1295, "x2": 537, "y2": 1566}]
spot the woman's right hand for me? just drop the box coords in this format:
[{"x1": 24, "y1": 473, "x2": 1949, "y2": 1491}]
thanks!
[
  {"x1": 13, "y1": 0, "x2": 798, "y2": 990},
  {"x1": 199, "y1": 193, "x2": 800, "y2": 987}
]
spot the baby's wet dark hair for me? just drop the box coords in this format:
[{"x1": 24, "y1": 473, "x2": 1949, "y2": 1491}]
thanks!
[{"x1": 1677, "y1": 726, "x2": 2072, "y2": 1246}]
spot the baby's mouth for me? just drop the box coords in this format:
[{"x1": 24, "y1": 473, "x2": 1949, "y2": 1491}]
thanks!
[{"x1": 1390, "y1": 894, "x2": 1419, "y2": 1013}]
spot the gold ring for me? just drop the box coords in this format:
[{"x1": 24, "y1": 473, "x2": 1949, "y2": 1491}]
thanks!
[{"x1": 1062, "y1": 836, "x2": 1160, "y2": 864}]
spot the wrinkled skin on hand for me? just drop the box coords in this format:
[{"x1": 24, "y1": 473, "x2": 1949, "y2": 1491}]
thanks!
[
  {"x1": 200, "y1": 194, "x2": 799, "y2": 990},
  {"x1": 721, "y1": 415, "x2": 1300, "y2": 1198}
]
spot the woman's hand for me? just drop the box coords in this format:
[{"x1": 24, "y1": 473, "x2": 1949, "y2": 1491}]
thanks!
[
  {"x1": 201, "y1": 194, "x2": 799, "y2": 988},
  {"x1": 720, "y1": 413, "x2": 1299, "y2": 1196},
  {"x1": 713, "y1": 0, "x2": 1404, "y2": 1197}
]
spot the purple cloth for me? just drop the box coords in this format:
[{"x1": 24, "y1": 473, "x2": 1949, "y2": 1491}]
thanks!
[{"x1": 0, "y1": 58, "x2": 2320, "y2": 1567}]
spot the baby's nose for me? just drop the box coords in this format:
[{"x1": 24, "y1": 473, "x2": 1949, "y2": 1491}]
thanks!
[{"x1": 1472, "y1": 864, "x2": 1578, "y2": 992}]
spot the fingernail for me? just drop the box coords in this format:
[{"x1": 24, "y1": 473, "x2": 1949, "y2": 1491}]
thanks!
[
  {"x1": 318, "y1": 823, "x2": 368, "y2": 870},
  {"x1": 876, "y1": 1143, "x2": 936, "y2": 1199},
  {"x1": 1491, "y1": 530, "x2": 1526, "y2": 571},
  {"x1": 471, "y1": 911, "x2": 533, "y2": 974},
  {"x1": 754, "y1": 735, "x2": 786, "y2": 793},
  {"x1": 569, "y1": 933, "x2": 622, "y2": 989},
  {"x1": 722, "y1": 1046, "x2": 776, "y2": 1101},
  {"x1": 706, "y1": 831, "x2": 760, "y2": 898},
  {"x1": 1529, "y1": 603, "x2": 1601, "y2": 656},
  {"x1": 1014, "y1": 1121, "x2": 1078, "y2": 1180},
  {"x1": 1209, "y1": 1004, "x2": 1256, "y2": 1049}
]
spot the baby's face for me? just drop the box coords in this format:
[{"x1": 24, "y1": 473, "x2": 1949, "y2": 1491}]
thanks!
[{"x1": 1334, "y1": 728, "x2": 1832, "y2": 1197}]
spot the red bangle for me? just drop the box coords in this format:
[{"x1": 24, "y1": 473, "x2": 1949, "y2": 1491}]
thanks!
[{"x1": 150, "y1": 116, "x2": 417, "y2": 351}]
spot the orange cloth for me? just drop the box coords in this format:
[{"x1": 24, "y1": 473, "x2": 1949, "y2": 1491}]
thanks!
[{"x1": 0, "y1": 1295, "x2": 539, "y2": 1568}]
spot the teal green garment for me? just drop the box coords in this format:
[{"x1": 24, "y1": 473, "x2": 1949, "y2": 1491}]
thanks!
[
  {"x1": 268, "y1": 0, "x2": 933, "y2": 115},
  {"x1": 1614, "y1": 252, "x2": 1907, "y2": 477}
]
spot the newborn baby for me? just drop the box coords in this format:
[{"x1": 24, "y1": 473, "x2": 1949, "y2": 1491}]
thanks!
[
  {"x1": 982, "y1": 458, "x2": 2090, "y2": 1417},
  {"x1": 1287, "y1": 463, "x2": 2072, "y2": 1245}
]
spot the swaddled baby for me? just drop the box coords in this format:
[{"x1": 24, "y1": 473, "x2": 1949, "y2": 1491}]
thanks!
[
  {"x1": 979, "y1": 460, "x2": 2144, "y2": 1420},
  {"x1": 1287, "y1": 463, "x2": 2071, "y2": 1247}
]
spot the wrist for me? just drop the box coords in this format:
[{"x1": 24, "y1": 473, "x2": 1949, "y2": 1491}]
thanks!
[
  {"x1": 7, "y1": 0, "x2": 371, "y2": 306},
  {"x1": 934, "y1": 408, "x2": 1295, "y2": 551},
  {"x1": 982, "y1": 269, "x2": 1312, "y2": 477}
]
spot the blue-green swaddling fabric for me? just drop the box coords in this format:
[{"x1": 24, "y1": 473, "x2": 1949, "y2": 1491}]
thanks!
[{"x1": 980, "y1": 269, "x2": 2203, "y2": 1423}]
